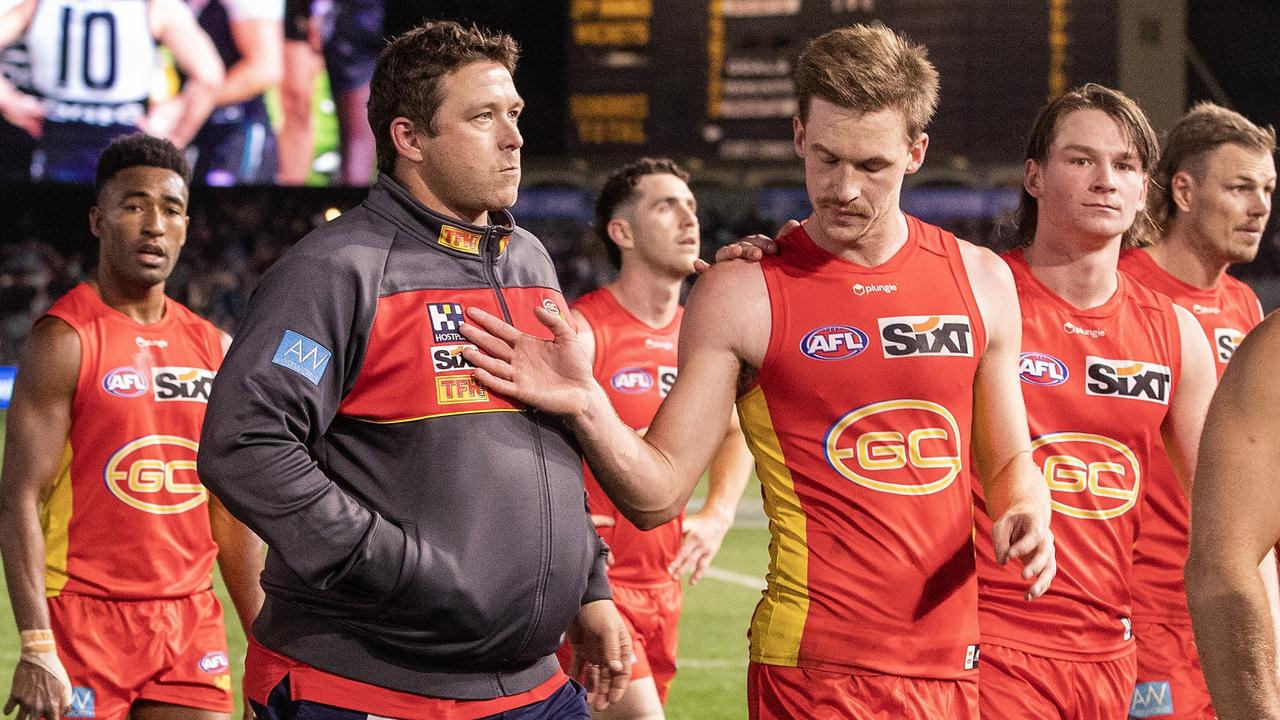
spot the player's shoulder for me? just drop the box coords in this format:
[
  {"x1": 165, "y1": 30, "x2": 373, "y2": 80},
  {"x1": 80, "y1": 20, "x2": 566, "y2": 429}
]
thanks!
[{"x1": 955, "y1": 238, "x2": 1016, "y2": 293}]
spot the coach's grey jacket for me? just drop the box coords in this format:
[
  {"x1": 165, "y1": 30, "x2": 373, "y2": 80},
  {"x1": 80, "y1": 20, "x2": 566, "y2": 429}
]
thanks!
[{"x1": 199, "y1": 175, "x2": 611, "y2": 699}]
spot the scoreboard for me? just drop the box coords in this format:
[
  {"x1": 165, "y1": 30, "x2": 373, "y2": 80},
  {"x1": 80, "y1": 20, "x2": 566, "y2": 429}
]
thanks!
[{"x1": 565, "y1": 0, "x2": 1125, "y2": 165}]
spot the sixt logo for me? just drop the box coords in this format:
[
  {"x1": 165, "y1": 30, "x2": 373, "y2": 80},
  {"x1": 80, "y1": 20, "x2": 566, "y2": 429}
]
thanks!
[
  {"x1": 437, "y1": 225, "x2": 482, "y2": 255},
  {"x1": 879, "y1": 315, "x2": 973, "y2": 358},
  {"x1": 153, "y1": 367, "x2": 215, "y2": 403},
  {"x1": 427, "y1": 303, "x2": 466, "y2": 343},
  {"x1": 102, "y1": 367, "x2": 149, "y2": 398},
  {"x1": 103, "y1": 435, "x2": 205, "y2": 515},
  {"x1": 800, "y1": 325, "x2": 868, "y2": 361},
  {"x1": 435, "y1": 374, "x2": 489, "y2": 405},
  {"x1": 611, "y1": 368, "x2": 654, "y2": 394},
  {"x1": 658, "y1": 365, "x2": 677, "y2": 397},
  {"x1": 431, "y1": 344, "x2": 476, "y2": 372},
  {"x1": 1214, "y1": 328, "x2": 1245, "y2": 364},
  {"x1": 1034, "y1": 432, "x2": 1140, "y2": 520},
  {"x1": 1129, "y1": 680, "x2": 1173, "y2": 718},
  {"x1": 1085, "y1": 356, "x2": 1171, "y2": 404},
  {"x1": 852, "y1": 282, "x2": 897, "y2": 297},
  {"x1": 824, "y1": 399, "x2": 963, "y2": 496},
  {"x1": 198, "y1": 651, "x2": 229, "y2": 674},
  {"x1": 1018, "y1": 352, "x2": 1068, "y2": 386}
]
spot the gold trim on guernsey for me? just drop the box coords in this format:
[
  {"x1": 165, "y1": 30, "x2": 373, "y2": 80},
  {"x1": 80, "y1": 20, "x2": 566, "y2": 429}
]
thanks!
[
  {"x1": 41, "y1": 443, "x2": 74, "y2": 597},
  {"x1": 737, "y1": 386, "x2": 808, "y2": 666},
  {"x1": 353, "y1": 407, "x2": 524, "y2": 425}
]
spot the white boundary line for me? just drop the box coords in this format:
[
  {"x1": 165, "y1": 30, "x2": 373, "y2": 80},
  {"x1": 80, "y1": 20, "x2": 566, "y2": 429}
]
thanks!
[{"x1": 701, "y1": 566, "x2": 765, "y2": 589}]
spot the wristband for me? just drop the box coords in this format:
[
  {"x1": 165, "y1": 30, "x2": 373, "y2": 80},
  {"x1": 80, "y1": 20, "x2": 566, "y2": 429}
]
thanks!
[{"x1": 19, "y1": 630, "x2": 73, "y2": 706}]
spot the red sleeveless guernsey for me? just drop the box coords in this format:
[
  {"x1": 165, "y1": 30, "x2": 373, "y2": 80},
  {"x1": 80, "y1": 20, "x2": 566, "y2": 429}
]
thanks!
[
  {"x1": 1120, "y1": 247, "x2": 1262, "y2": 624},
  {"x1": 572, "y1": 287, "x2": 684, "y2": 585},
  {"x1": 42, "y1": 283, "x2": 224, "y2": 599},
  {"x1": 741, "y1": 216, "x2": 986, "y2": 679},
  {"x1": 975, "y1": 251, "x2": 1182, "y2": 660}
]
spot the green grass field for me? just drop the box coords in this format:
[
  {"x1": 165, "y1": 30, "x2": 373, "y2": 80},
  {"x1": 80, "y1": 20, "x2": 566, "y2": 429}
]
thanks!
[{"x1": 0, "y1": 411, "x2": 771, "y2": 719}]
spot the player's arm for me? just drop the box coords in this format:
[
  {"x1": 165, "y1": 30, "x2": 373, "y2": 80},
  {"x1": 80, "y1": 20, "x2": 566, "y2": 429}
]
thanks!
[
  {"x1": 148, "y1": 0, "x2": 224, "y2": 147},
  {"x1": 0, "y1": 317, "x2": 80, "y2": 720},
  {"x1": 960, "y1": 242, "x2": 1055, "y2": 600},
  {"x1": 215, "y1": 1, "x2": 283, "y2": 107},
  {"x1": 1186, "y1": 313, "x2": 1280, "y2": 719},
  {"x1": 1160, "y1": 305, "x2": 1216, "y2": 495},
  {"x1": 669, "y1": 408, "x2": 753, "y2": 584},
  {"x1": 461, "y1": 261, "x2": 765, "y2": 529},
  {"x1": 0, "y1": 0, "x2": 43, "y2": 138}
]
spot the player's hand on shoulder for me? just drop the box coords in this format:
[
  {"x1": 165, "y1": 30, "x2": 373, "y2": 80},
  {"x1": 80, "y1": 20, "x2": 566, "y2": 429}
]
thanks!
[
  {"x1": 693, "y1": 220, "x2": 796, "y2": 273},
  {"x1": 566, "y1": 599, "x2": 632, "y2": 712}
]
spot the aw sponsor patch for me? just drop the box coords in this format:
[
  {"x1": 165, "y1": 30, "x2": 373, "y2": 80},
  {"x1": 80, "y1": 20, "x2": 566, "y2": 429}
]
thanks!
[
  {"x1": 1085, "y1": 356, "x2": 1171, "y2": 404},
  {"x1": 1129, "y1": 680, "x2": 1174, "y2": 718},
  {"x1": 68, "y1": 687, "x2": 95, "y2": 718},
  {"x1": 272, "y1": 330, "x2": 332, "y2": 385},
  {"x1": 437, "y1": 225, "x2": 482, "y2": 254}
]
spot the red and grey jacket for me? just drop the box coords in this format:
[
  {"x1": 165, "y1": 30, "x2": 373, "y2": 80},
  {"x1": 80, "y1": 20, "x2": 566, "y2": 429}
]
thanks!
[{"x1": 199, "y1": 175, "x2": 611, "y2": 699}]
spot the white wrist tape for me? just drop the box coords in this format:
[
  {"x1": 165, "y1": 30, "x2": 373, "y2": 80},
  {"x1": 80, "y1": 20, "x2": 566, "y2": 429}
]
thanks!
[{"x1": 19, "y1": 630, "x2": 73, "y2": 707}]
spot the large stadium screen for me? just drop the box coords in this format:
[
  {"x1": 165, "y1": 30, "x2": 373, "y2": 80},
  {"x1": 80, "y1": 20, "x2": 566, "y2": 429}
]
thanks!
[
  {"x1": 566, "y1": 0, "x2": 1118, "y2": 165},
  {"x1": 0, "y1": 0, "x2": 381, "y2": 186}
]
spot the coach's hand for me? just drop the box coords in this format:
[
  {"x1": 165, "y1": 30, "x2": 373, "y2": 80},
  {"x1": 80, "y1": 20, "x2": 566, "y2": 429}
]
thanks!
[
  {"x1": 567, "y1": 599, "x2": 632, "y2": 711},
  {"x1": 5, "y1": 658, "x2": 71, "y2": 720}
]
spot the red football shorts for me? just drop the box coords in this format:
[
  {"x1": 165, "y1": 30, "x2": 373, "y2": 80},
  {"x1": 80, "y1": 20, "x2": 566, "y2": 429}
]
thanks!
[
  {"x1": 1129, "y1": 620, "x2": 1214, "y2": 719},
  {"x1": 980, "y1": 643, "x2": 1136, "y2": 720},
  {"x1": 49, "y1": 590, "x2": 234, "y2": 719},
  {"x1": 748, "y1": 662, "x2": 978, "y2": 720},
  {"x1": 557, "y1": 580, "x2": 682, "y2": 703}
]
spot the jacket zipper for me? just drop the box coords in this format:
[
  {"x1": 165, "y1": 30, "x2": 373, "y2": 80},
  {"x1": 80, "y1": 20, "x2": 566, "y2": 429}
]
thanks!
[{"x1": 481, "y1": 228, "x2": 553, "y2": 666}]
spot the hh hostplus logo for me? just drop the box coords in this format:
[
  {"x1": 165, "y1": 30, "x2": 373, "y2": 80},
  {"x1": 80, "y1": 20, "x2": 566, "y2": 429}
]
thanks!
[
  {"x1": 1085, "y1": 356, "x2": 1171, "y2": 404},
  {"x1": 427, "y1": 303, "x2": 466, "y2": 343},
  {"x1": 878, "y1": 315, "x2": 973, "y2": 358}
]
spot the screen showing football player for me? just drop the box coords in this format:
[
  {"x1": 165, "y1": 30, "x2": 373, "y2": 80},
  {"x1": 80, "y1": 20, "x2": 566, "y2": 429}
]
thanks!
[
  {"x1": 0, "y1": 134, "x2": 263, "y2": 720},
  {"x1": 458, "y1": 23, "x2": 1055, "y2": 719},
  {"x1": 1121, "y1": 102, "x2": 1277, "y2": 720},
  {"x1": 185, "y1": 0, "x2": 283, "y2": 185},
  {"x1": 555, "y1": 157, "x2": 754, "y2": 719},
  {"x1": 0, "y1": 0, "x2": 224, "y2": 183}
]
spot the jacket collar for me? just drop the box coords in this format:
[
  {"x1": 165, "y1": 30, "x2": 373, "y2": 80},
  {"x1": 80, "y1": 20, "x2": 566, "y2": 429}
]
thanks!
[{"x1": 368, "y1": 175, "x2": 515, "y2": 259}]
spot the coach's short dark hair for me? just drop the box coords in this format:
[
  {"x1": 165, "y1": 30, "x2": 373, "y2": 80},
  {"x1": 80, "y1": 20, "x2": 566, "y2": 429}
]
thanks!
[
  {"x1": 368, "y1": 20, "x2": 520, "y2": 175},
  {"x1": 594, "y1": 158, "x2": 690, "y2": 268},
  {"x1": 95, "y1": 134, "x2": 191, "y2": 198}
]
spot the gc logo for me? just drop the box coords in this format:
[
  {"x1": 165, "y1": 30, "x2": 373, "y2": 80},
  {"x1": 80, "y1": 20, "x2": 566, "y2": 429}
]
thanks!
[
  {"x1": 824, "y1": 399, "x2": 962, "y2": 495},
  {"x1": 1032, "y1": 432, "x2": 1140, "y2": 520},
  {"x1": 103, "y1": 435, "x2": 206, "y2": 515}
]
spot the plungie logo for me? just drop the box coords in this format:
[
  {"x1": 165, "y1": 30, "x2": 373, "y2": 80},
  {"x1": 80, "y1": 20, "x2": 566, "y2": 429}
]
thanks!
[
  {"x1": 1085, "y1": 356, "x2": 1171, "y2": 404},
  {"x1": 103, "y1": 435, "x2": 206, "y2": 515},
  {"x1": 824, "y1": 399, "x2": 962, "y2": 496},
  {"x1": 879, "y1": 315, "x2": 973, "y2": 358},
  {"x1": 1019, "y1": 352, "x2": 1068, "y2": 386},
  {"x1": 800, "y1": 325, "x2": 868, "y2": 361}
]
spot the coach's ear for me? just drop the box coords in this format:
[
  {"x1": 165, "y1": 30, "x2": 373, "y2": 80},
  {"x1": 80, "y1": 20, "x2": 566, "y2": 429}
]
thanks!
[{"x1": 390, "y1": 117, "x2": 424, "y2": 164}]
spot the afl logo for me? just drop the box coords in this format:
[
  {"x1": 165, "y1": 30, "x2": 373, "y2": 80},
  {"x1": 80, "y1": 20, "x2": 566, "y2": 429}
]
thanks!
[
  {"x1": 800, "y1": 325, "x2": 869, "y2": 361},
  {"x1": 1032, "y1": 432, "x2": 1140, "y2": 520},
  {"x1": 102, "y1": 367, "x2": 149, "y2": 397},
  {"x1": 103, "y1": 435, "x2": 206, "y2": 515},
  {"x1": 198, "y1": 651, "x2": 229, "y2": 674},
  {"x1": 611, "y1": 368, "x2": 654, "y2": 394},
  {"x1": 1019, "y1": 352, "x2": 1069, "y2": 386},
  {"x1": 824, "y1": 399, "x2": 963, "y2": 496}
]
